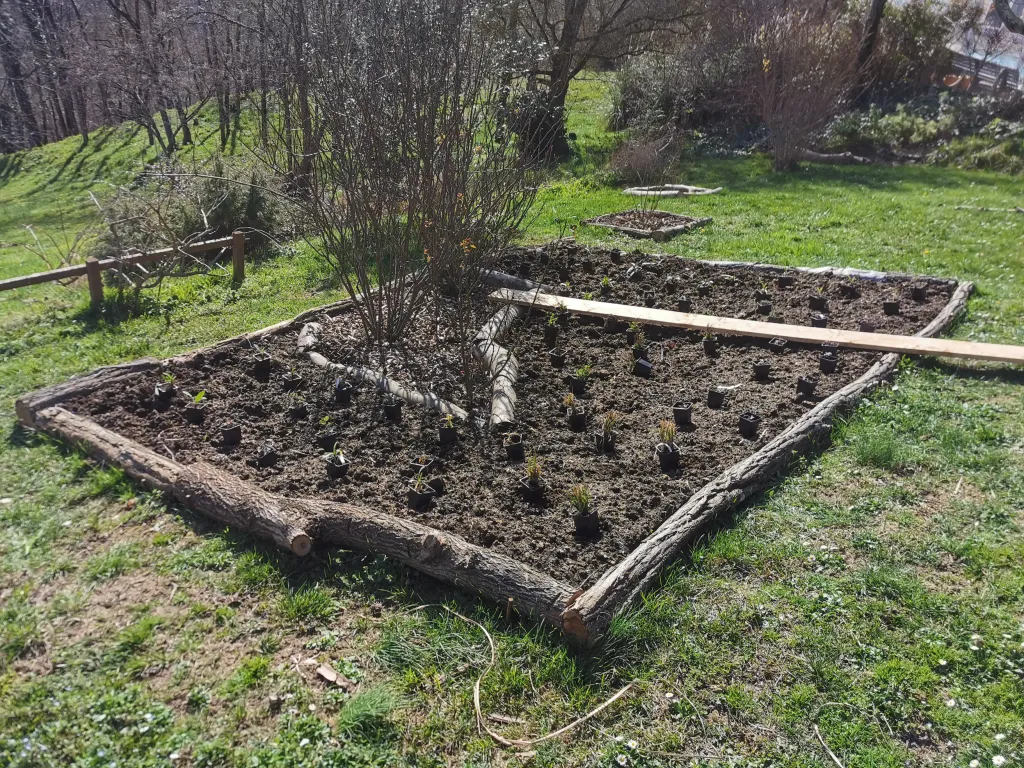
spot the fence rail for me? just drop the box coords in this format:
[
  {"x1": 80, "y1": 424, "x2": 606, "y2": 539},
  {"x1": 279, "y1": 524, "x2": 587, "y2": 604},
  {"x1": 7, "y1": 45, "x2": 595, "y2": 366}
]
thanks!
[{"x1": 0, "y1": 231, "x2": 246, "y2": 308}]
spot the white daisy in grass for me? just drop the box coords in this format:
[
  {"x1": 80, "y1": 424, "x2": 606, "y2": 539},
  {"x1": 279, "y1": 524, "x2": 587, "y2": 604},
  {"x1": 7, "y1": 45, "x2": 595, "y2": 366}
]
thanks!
[
  {"x1": 616, "y1": 754, "x2": 629, "y2": 766},
  {"x1": 992, "y1": 756, "x2": 1006, "y2": 767}
]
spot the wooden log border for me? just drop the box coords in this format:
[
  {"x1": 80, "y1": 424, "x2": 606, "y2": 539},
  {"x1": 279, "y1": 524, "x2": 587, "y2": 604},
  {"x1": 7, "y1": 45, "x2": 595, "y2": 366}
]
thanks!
[
  {"x1": 582, "y1": 212, "x2": 712, "y2": 241},
  {"x1": 14, "y1": 253, "x2": 973, "y2": 645}
]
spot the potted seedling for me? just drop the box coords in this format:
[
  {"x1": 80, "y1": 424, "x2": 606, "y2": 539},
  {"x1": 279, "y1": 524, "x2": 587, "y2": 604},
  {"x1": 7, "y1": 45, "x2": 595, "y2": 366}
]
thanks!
[
  {"x1": 702, "y1": 330, "x2": 718, "y2": 356},
  {"x1": 184, "y1": 390, "x2": 207, "y2": 424},
  {"x1": 569, "y1": 484, "x2": 599, "y2": 537},
  {"x1": 251, "y1": 349, "x2": 273, "y2": 377},
  {"x1": 707, "y1": 385, "x2": 727, "y2": 409},
  {"x1": 796, "y1": 375, "x2": 819, "y2": 398},
  {"x1": 583, "y1": 290, "x2": 595, "y2": 302},
  {"x1": 334, "y1": 377, "x2": 354, "y2": 404},
  {"x1": 220, "y1": 422, "x2": 242, "y2": 446},
  {"x1": 287, "y1": 396, "x2": 308, "y2": 420},
  {"x1": 568, "y1": 364, "x2": 591, "y2": 395},
  {"x1": 154, "y1": 372, "x2": 176, "y2": 403},
  {"x1": 282, "y1": 367, "x2": 303, "y2": 392},
  {"x1": 768, "y1": 314, "x2": 785, "y2": 324},
  {"x1": 672, "y1": 401, "x2": 692, "y2": 426},
  {"x1": 504, "y1": 433, "x2": 525, "y2": 460},
  {"x1": 769, "y1": 337, "x2": 788, "y2": 354},
  {"x1": 325, "y1": 445, "x2": 351, "y2": 479},
  {"x1": 582, "y1": 257, "x2": 595, "y2": 274},
  {"x1": 558, "y1": 266, "x2": 571, "y2": 283},
  {"x1": 656, "y1": 420, "x2": 680, "y2": 471},
  {"x1": 697, "y1": 280, "x2": 713, "y2": 297},
  {"x1": 643, "y1": 292, "x2": 657, "y2": 308},
  {"x1": 544, "y1": 314, "x2": 559, "y2": 346},
  {"x1": 757, "y1": 301, "x2": 772, "y2": 315},
  {"x1": 610, "y1": 250, "x2": 623, "y2": 264},
  {"x1": 317, "y1": 415, "x2": 341, "y2": 451},
  {"x1": 859, "y1": 319, "x2": 876, "y2": 333},
  {"x1": 564, "y1": 393, "x2": 586, "y2": 432},
  {"x1": 517, "y1": 261, "x2": 531, "y2": 279},
  {"x1": 753, "y1": 360, "x2": 772, "y2": 381},
  {"x1": 409, "y1": 454, "x2": 437, "y2": 477},
  {"x1": 754, "y1": 282, "x2": 772, "y2": 302},
  {"x1": 255, "y1": 441, "x2": 278, "y2": 468},
  {"x1": 839, "y1": 280, "x2": 861, "y2": 299},
  {"x1": 777, "y1": 273, "x2": 796, "y2": 289},
  {"x1": 407, "y1": 471, "x2": 436, "y2": 509},
  {"x1": 625, "y1": 322, "x2": 642, "y2": 346},
  {"x1": 596, "y1": 412, "x2": 619, "y2": 452},
  {"x1": 820, "y1": 350, "x2": 839, "y2": 373},
  {"x1": 631, "y1": 330, "x2": 648, "y2": 360},
  {"x1": 677, "y1": 296, "x2": 693, "y2": 312},
  {"x1": 882, "y1": 293, "x2": 900, "y2": 315},
  {"x1": 810, "y1": 312, "x2": 829, "y2": 328},
  {"x1": 519, "y1": 453, "x2": 545, "y2": 503},
  {"x1": 555, "y1": 301, "x2": 571, "y2": 327},
  {"x1": 548, "y1": 347, "x2": 567, "y2": 369},
  {"x1": 633, "y1": 356, "x2": 653, "y2": 378},
  {"x1": 738, "y1": 412, "x2": 761, "y2": 438},
  {"x1": 809, "y1": 287, "x2": 828, "y2": 312},
  {"x1": 911, "y1": 283, "x2": 927, "y2": 302},
  {"x1": 439, "y1": 413, "x2": 458, "y2": 445},
  {"x1": 600, "y1": 276, "x2": 612, "y2": 296},
  {"x1": 382, "y1": 394, "x2": 403, "y2": 422}
]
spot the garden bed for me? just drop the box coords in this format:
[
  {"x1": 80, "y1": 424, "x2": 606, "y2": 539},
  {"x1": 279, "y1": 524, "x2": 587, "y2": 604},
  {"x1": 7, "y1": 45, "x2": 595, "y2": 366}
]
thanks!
[
  {"x1": 17, "y1": 242, "x2": 970, "y2": 643},
  {"x1": 582, "y1": 210, "x2": 712, "y2": 241}
]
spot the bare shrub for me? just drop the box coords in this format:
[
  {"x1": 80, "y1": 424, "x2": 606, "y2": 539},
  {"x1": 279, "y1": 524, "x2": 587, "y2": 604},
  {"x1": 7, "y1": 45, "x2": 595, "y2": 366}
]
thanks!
[
  {"x1": 747, "y1": 5, "x2": 859, "y2": 170},
  {"x1": 609, "y1": 135, "x2": 680, "y2": 186}
]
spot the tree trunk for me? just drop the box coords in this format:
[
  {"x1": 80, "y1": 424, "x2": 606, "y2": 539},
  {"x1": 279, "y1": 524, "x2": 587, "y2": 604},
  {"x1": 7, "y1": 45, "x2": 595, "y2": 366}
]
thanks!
[
  {"x1": 0, "y1": 7, "x2": 42, "y2": 146},
  {"x1": 851, "y1": 0, "x2": 888, "y2": 103}
]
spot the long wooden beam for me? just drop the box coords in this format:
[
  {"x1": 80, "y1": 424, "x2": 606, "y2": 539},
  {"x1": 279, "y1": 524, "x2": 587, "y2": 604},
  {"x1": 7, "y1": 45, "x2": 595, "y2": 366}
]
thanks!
[{"x1": 489, "y1": 288, "x2": 1023, "y2": 365}]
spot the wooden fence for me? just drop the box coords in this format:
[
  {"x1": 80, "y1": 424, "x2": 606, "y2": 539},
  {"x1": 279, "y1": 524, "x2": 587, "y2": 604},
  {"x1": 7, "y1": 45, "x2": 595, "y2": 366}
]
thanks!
[{"x1": 0, "y1": 231, "x2": 246, "y2": 309}]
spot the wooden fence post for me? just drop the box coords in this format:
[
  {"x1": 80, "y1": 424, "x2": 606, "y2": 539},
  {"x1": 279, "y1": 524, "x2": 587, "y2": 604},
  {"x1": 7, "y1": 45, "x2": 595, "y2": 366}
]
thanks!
[
  {"x1": 232, "y1": 231, "x2": 245, "y2": 284},
  {"x1": 85, "y1": 258, "x2": 104, "y2": 310}
]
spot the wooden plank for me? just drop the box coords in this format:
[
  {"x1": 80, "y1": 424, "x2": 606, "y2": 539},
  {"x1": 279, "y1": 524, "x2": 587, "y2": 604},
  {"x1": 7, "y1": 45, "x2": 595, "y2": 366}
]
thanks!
[
  {"x1": 0, "y1": 263, "x2": 88, "y2": 291},
  {"x1": 231, "y1": 230, "x2": 245, "y2": 283},
  {"x1": 489, "y1": 288, "x2": 1023, "y2": 366}
]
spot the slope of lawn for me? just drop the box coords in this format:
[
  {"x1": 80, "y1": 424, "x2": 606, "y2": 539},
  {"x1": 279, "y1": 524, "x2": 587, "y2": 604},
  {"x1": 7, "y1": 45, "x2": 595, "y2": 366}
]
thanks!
[{"x1": 1, "y1": 78, "x2": 1023, "y2": 768}]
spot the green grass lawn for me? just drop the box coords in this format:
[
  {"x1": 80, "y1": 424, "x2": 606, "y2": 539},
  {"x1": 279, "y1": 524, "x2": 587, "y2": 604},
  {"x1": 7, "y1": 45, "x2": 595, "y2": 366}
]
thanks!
[{"x1": 2, "y1": 82, "x2": 1024, "y2": 767}]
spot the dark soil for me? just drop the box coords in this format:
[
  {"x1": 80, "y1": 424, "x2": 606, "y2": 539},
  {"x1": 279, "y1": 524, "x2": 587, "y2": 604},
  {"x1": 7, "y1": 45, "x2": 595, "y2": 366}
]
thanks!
[
  {"x1": 64, "y1": 242, "x2": 954, "y2": 587},
  {"x1": 588, "y1": 210, "x2": 703, "y2": 232}
]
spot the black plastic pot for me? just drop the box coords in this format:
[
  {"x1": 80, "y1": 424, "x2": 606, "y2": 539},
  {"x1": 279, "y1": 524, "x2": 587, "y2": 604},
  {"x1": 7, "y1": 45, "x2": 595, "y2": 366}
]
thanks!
[
  {"x1": 820, "y1": 351, "x2": 839, "y2": 374},
  {"x1": 911, "y1": 283, "x2": 927, "y2": 302},
  {"x1": 600, "y1": 283, "x2": 612, "y2": 297},
  {"x1": 821, "y1": 341, "x2": 840, "y2": 352},
  {"x1": 582, "y1": 258, "x2": 595, "y2": 274},
  {"x1": 558, "y1": 266, "x2": 571, "y2": 283},
  {"x1": 517, "y1": 262, "x2": 531, "y2": 279},
  {"x1": 426, "y1": 477, "x2": 446, "y2": 497},
  {"x1": 407, "y1": 485, "x2": 436, "y2": 510},
  {"x1": 810, "y1": 312, "x2": 829, "y2": 328},
  {"x1": 777, "y1": 274, "x2": 796, "y2": 289},
  {"x1": 325, "y1": 455, "x2": 350, "y2": 479},
  {"x1": 739, "y1": 412, "x2": 761, "y2": 438},
  {"x1": 573, "y1": 510, "x2": 600, "y2": 537},
  {"x1": 754, "y1": 288, "x2": 771, "y2": 301},
  {"x1": 595, "y1": 431, "x2": 617, "y2": 452},
  {"x1": 184, "y1": 402, "x2": 206, "y2": 424},
  {"x1": 154, "y1": 382, "x2": 175, "y2": 403},
  {"x1": 519, "y1": 477, "x2": 544, "y2": 503},
  {"x1": 256, "y1": 443, "x2": 277, "y2": 468},
  {"x1": 439, "y1": 424, "x2": 458, "y2": 445},
  {"x1": 839, "y1": 282, "x2": 861, "y2": 299},
  {"x1": 383, "y1": 396, "x2": 403, "y2": 422},
  {"x1": 768, "y1": 315, "x2": 785, "y2": 324},
  {"x1": 544, "y1": 324, "x2": 559, "y2": 346},
  {"x1": 672, "y1": 401, "x2": 692, "y2": 426},
  {"x1": 809, "y1": 294, "x2": 828, "y2": 312},
  {"x1": 707, "y1": 387, "x2": 727, "y2": 409},
  {"x1": 769, "y1": 338, "x2": 788, "y2": 354},
  {"x1": 504, "y1": 433, "x2": 525, "y2": 460},
  {"x1": 220, "y1": 423, "x2": 242, "y2": 446},
  {"x1": 568, "y1": 406, "x2": 586, "y2": 432},
  {"x1": 282, "y1": 373, "x2": 303, "y2": 392},
  {"x1": 251, "y1": 351, "x2": 272, "y2": 376},
  {"x1": 757, "y1": 302, "x2": 772, "y2": 315},
  {"x1": 796, "y1": 376, "x2": 819, "y2": 398},
  {"x1": 883, "y1": 300, "x2": 900, "y2": 316},
  {"x1": 609, "y1": 250, "x2": 623, "y2": 264},
  {"x1": 633, "y1": 358, "x2": 653, "y2": 378},
  {"x1": 697, "y1": 281, "x2": 713, "y2": 297},
  {"x1": 677, "y1": 296, "x2": 692, "y2": 312},
  {"x1": 753, "y1": 360, "x2": 772, "y2": 381},
  {"x1": 656, "y1": 442, "x2": 680, "y2": 471},
  {"x1": 604, "y1": 317, "x2": 624, "y2": 334},
  {"x1": 702, "y1": 337, "x2": 718, "y2": 355},
  {"x1": 568, "y1": 375, "x2": 587, "y2": 395},
  {"x1": 556, "y1": 309, "x2": 572, "y2": 327},
  {"x1": 288, "y1": 401, "x2": 308, "y2": 420},
  {"x1": 334, "y1": 378, "x2": 353, "y2": 404},
  {"x1": 317, "y1": 430, "x2": 341, "y2": 452},
  {"x1": 632, "y1": 345, "x2": 649, "y2": 361},
  {"x1": 643, "y1": 293, "x2": 657, "y2": 308},
  {"x1": 549, "y1": 348, "x2": 566, "y2": 369},
  {"x1": 409, "y1": 456, "x2": 437, "y2": 476},
  {"x1": 625, "y1": 329, "x2": 637, "y2": 345}
]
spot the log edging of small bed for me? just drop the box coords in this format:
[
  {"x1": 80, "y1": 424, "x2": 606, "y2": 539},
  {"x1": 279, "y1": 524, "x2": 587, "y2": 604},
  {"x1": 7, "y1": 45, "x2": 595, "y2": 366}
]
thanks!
[
  {"x1": 582, "y1": 214, "x2": 712, "y2": 241},
  {"x1": 558, "y1": 279, "x2": 974, "y2": 644}
]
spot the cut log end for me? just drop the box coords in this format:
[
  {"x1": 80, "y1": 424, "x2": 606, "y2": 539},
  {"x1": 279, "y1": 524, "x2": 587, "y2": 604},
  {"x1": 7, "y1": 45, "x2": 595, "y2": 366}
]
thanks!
[{"x1": 291, "y1": 533, "x2": 313, "y2": 557}]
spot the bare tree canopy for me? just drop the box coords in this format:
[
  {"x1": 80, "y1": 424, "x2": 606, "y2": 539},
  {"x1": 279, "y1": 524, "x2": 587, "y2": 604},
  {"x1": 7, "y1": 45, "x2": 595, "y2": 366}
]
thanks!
[{"x1": 993, "y1": 0, "x2": 1024, "y2": 35}]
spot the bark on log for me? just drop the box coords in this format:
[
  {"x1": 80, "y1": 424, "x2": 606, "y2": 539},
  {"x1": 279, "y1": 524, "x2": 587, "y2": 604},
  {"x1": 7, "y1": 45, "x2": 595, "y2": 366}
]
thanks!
[
  {"x1": 651, "y1": 218, "x2": 713, "y2": 242},
  {"x1": 25, "y1": 406, "x2": 577, "y2": 624},
  {"x1": 797, "y1": 149, "x2": 871, "y2": 165},
  {"x1": 560, "y1": 280, "x2": 973, "y2": 644},
  {"x1": 297, "y1": 322, "x2": 470, "y2": 421}
]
